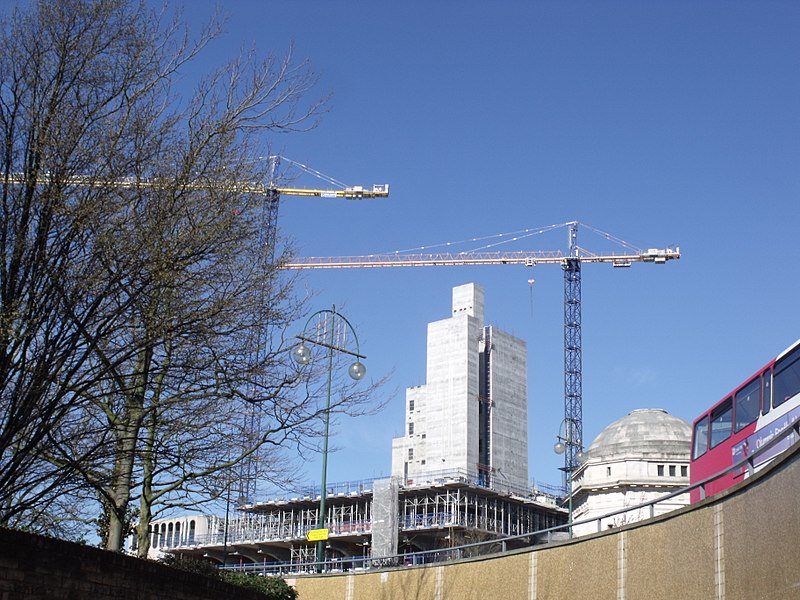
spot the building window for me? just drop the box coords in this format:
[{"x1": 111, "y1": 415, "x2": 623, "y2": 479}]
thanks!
[
  {"x1": 669, "y1": 465, "x2": 676, "y2": 477},
  {"x1": 681, "y1": 465, "x2": 688, "y2": 477},
  {"x1": 408, "y1": 422, "x2": 414, "y2": 435},
  {"x1": 189, "y1": 520, "x2": 196, "y2": 544},
  {"x1": 657, "y1": 464, "x2": 665, "y2": 476},
  {"x1": 408, "y1": 448, "x2": 414, "y2": 460},
  {"x1": 606, "y1": 466, "x2": 612, "y2": 477},
  {"x1": 421, "y1": 433, "x2": 426, "y2": 439},
  {"x1": 409, "y1": 399, "x2": 415, "y2": 411},
  {"x1": 421, "y1": 460, "x2": 426, "y2": 465}
]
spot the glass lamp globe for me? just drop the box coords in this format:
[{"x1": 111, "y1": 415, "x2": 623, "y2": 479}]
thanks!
[
  {"x1": 348, "y1": 361, "x2": 366, "y2": 381},
  {"x1": 575, "y1": 450, "x2": 586, "y2": 463},
  {"x1": 291, "y1": 343, "x2": 312, "y2": 365},
  {"x1": 553, "y1": 441, "x2": 566, "y2": 455}
]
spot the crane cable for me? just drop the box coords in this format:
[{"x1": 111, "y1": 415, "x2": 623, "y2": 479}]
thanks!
[{"x1": 528, "y1": 277, "x2": 536, "y2": 319}]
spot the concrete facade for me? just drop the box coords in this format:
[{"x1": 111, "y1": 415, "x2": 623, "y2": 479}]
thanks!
[
  {"x1": 391, "y1": 283, "x2": 528, "y2": 492},
  {"x1": 133, "y1": 513, "x2": 214, "y2": 559}
]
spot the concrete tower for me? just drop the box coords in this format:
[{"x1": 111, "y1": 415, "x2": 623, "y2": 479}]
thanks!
[{"x1": 391, "y1": 283, "x2": 528, "y2": 492}]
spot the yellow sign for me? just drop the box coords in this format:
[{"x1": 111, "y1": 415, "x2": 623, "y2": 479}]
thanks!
[{"x1": 306, "y1": 528, "x2": 329, "y2": 542}]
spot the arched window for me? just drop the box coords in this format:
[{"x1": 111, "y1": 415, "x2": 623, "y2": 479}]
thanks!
[
  {"x1": 167, "y1": 523, "x2": 174, "y2": 547},
  {"x1": 189, "y1": 520, "x2": 196, "y2": 544},
  {"x1": 174, "y1": 522, "x2": 181, "y2": 546}
]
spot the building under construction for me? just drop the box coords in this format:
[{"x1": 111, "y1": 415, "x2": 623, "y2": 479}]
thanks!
[
  {"x1": 147, "y1": 475, "x2": 563, "y2": 567},
  {"x1": 144, "y1": 283, "x2": 566, "y2": 566}
]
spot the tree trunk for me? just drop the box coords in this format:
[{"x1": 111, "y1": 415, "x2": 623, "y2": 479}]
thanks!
[
  {"x1": 105, "y1": 419, "x2": 140, "y2": 552},
  {"x1": 136, "y1": 493, "x2": 153, "y2": 558},
  {"x1": 136, "y1": 392, "x2": 159, "y2": 558},
  {"x1": 105, "y1": 348, "x2": 151, "y2": 552}
]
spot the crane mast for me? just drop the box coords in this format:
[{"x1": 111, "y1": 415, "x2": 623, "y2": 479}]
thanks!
[
  {"x1": 563, "y1": 223, "x2": 582, "y2": 489},
  {"x1": 284, "y1": 221, "x2": 679, "y2": 494},
  {"x1": 234, "y1": 157, "x2": 388, "y2": 504}
]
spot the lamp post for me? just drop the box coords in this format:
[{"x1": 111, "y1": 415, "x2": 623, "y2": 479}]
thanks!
[
  {"x1": 222, "y1": 481, "x2": 231, "y2": 567},
  {"x1": 553, "y1": 418, "x2": 584, "y2": 536},
  {"x1": 291, "y1": 306, "x2": 366, "y2": 572},
  {"x1": 221, "y1": 480, "x2": 247, "y2": 568}
]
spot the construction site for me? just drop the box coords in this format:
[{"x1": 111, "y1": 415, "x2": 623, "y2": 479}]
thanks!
[
  {"x1": 155, "y1": 474, "x2": 565, "y2": 568},
  {"x1": 115, "y1": 158, "x2": 680, "y2": 570}
]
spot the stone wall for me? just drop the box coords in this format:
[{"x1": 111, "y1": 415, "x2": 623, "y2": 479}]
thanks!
[
  {"x1": 0, "y1": 527, "x2": 268, "y2": 600},
  {"x1": 289, "y1": 442, "x2": 800, "y2": 600}
]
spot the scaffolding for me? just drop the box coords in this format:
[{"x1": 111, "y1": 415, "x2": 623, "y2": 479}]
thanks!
[
  {"x1": 164, "y1": 479, "x2": 565, "y2": 565},
  {"x1": 173, "y1": 494, "x2": 374, "y2": 549},
  {"x1": 400, "y1": 485, "x2": 561, "y2": 540}
]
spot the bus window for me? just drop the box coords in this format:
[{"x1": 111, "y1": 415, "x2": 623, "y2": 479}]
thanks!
[
  {"x1": 710, "y1": 398, "x2": 733, "y2": 448},
  {"x1": 734, "y1": 378, "x2": 760, "y2": 432},
  {"x1": 693, "y1": 415, "x2": 709, "y2": 459},
  {"x1": 774, "y1": 345, "x2": 800, "y2": 408},
  {"x1": 762, "y1": 368, "x2": 772, "y2": 415}
]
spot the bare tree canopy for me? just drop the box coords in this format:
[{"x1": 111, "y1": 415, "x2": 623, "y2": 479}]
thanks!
[{"x1": 0, "y1": 0, "x2": 384, "y2": 553}]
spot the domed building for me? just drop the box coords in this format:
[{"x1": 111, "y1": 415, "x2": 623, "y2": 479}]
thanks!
[{"x1": 570, "y1": 408, "x2": 691, "y2": 537}]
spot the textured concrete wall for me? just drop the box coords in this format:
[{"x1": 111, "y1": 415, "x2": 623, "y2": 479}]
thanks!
[
  {"x1": 486, "y1": 326, "x2": 528, "y2": 490},
  {"x1": 2, "y1": 447, "x2": 796, "y2": 599},
  {"x1": 0, "y1": 527, "x2": 268, "y2": 600},
  {"x1": 291, "y1": 442, "x2": 800, "y2": 600}
]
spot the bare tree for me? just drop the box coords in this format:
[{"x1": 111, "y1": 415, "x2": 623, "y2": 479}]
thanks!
[
  {"x1": 1, "y1": 0, "x2": 384, "y2": 551},
  {"x1": 0, "y1": 0, "x2": 167, "y2": 526}
]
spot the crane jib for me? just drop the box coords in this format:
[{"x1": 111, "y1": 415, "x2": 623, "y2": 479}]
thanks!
[{"x1": 283, "y1": 249, "x2": 680, "y2": 269}]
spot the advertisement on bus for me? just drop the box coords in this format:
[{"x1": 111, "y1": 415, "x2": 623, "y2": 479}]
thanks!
[{"x1": 731, "y1": 404, "x2": 800, "y2": 469}]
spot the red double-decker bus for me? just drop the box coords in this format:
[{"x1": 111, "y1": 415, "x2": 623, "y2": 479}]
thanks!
[{"x1": 690, "y1": 338, "x2": 800, "y2": 502}]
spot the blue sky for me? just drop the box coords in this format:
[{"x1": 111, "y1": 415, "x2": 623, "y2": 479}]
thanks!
[{"x1": 174, "y1": 1, "x2": 800, "y2": 493}]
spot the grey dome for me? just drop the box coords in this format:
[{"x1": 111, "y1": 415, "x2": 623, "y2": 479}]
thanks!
[{"x1": 587, "y1": 408, "x2": 691, "y2": 461}]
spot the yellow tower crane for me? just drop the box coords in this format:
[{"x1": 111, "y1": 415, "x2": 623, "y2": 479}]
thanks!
[
  {"x1": 5, "y1": 155, "x2": 389, "y2": 265},
  {"x1": 6, "y1": 157, "x2": 389, "y2": 506}
]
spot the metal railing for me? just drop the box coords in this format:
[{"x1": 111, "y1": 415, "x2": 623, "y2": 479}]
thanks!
[
  {"x1": 298, "y1": 477, "x2": 379, "y2": 498},
  {"x1": 217, "y1": 418, "x2": 800, "y2": 576},
  {"x1": 396, "y1": 467, "x2": 562, "y2": 503}
]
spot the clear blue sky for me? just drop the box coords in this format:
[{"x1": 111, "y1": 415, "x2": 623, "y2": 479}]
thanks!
[{"x1": 174, "y1": 1, "x2": 800, "y2": 493}]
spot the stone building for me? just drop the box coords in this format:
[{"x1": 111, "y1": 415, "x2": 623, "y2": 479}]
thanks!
[{"x1": 570, "y1": 408, "x2": 692, "y2": 536}]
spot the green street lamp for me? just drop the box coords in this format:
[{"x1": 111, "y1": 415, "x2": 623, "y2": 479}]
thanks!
[{"x1": 291, "y1": 306, "x2": 366, "y2": 572}]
